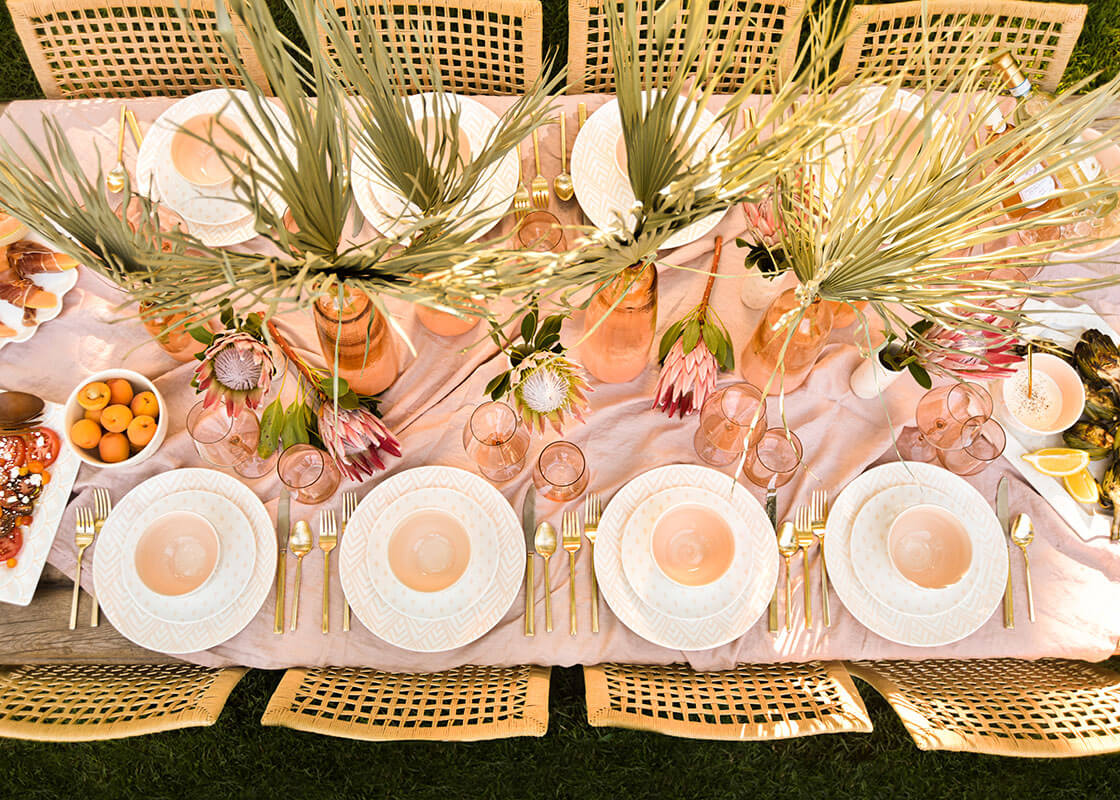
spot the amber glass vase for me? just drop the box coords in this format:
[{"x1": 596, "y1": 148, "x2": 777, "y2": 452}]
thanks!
[
  {"x1": 740, "y1": 288, "x2": 833, "y2": 393},
  {"x1": 139, "y1": 302, "x2": 209, "y2": 363},
  {"x1": 579, "y1": 263, "x2": 658, "y2": 384},
  {"x1": 314, "y1": 287, "x2": 399, "y2": 396},
  {"x1": 415, "y1": 303, "x2": 479, "y2": 338}
]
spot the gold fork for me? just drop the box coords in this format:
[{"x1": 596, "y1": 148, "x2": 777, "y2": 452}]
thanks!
[
  {"x1": 584, "y1": 493, "x2": 601, "y2": 634},
  {"x1": 341, "y1": 491, "x2": 357, "y2": 632},
  {"x1": 794, "y1": 505, "x2": 815, "y2": 630},
  {"x1": 513, "y1": 143, "x2": 531, "y2": 219},
  {"x1": 810, "y1": 489, "x2": 831, "y2": 628},
  {"x1": 70, "y1": 508, "x2": 94, "y2": 630},
  {"x1": 530, "y1": 128, "x2": 549, "y2": 208},
  {"x1": 319, "y1": 509, "x2": 337, "y2": 634},
  {"x1": 90, "y1": 488, "x2": 111, "y2": 627},
  {"x1": 561, "y1": 511, "x2": 581, "y2": 636}
]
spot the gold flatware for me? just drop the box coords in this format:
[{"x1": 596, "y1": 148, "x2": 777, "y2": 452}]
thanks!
[
  {"x1": 530, "y1": 128, "x2": 549, "y2": 209},
  {"x1": 90, "y1": 487, "x2": 111, "y2": 627},
  {"x1": 289, "y1": 519, "x2": 313, "y2": 632},
  {"x1": 319, "y1": 509, "x2": 337, "y2": 634},
  {"x1": 810, "y1": 489, "x2": 831, "y2": 628},
  {"x1": 69, "y1": 507, "x2": 94, "y2": 630},
  {"x1": 998, "y1": 476, "x2": 1014, "y2": 629},
  {"x1": 125, "y1": 107, "x2": 143, "y2": 148},
  {"x1": 554, "y1": 113, "x2": 573, "y2": 202},
  {"x1": 522, "y1": 489, "x2": 536, "y2": 636},
  {"x1": 794, "y1": 506, "x2": 814, "y2": 630},
  {"x1": 1011, "y1": 513, "x2": 1036, "y2": 623},
  {"x1": 275, "y1": 490, "x2": 290, "y2": 634},
  {"x1": 341, "y1": 491, "x2": 356, "y2": 632},
  {"x1": 106, "y1": 106, "x2": 127, "y2": 194},
  {"x1": 776, "y1": 520, "x2": 798, "y2": 632},
  {"x1": 534, "y1": 520, "x2": 557, "y2": 633},
  {"x1": 584, "y1": 493, "x2": 601, "y2": 634},
  {"x1": 513, "y1": 142, "x2": 531, "y2": 219},
  {"x1": 766, "y1": 477, "x2": 779, "y2": 634},
  {"x1": 561, "y1": 511, "x2": 581, "y2": 636}
]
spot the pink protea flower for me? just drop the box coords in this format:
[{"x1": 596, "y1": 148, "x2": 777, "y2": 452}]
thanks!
[
  {"x1": 194, "y1": 330, "x2": 275, "y2": 417},
  {"x1": 742, "y1": 189, "x2": 783, "y2": 249},
  {"x1": 317, "y1": 404, "x2": 402, "y2": 480},
  {"x1": 653, "y1": 337, "x2": 719, "y2": 417},
  {"x1": 916, "y1": 314, "x2": 1023, "y2": 380}
]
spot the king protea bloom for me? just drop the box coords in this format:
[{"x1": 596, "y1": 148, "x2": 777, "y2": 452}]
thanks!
[
  {"x1": 653, "y1": 337, "x2": 719, "y2": 417},
  {"x1": 510, "y1": 351, "x2": 591, "y2": 434},
  {"x1": 916, "y1": 314, "x2": 1023, "y2": 380},
  {"x1": 317, "y1": 404, "x2": 402, "y2": 480},
  {"x1": 195, "y1": 331, "x2": 275, "y2": 416}
]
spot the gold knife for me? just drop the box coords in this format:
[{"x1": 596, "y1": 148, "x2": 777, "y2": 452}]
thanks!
[{"x1": 274, "y1": 490, "x2": 290, "y2": 634}]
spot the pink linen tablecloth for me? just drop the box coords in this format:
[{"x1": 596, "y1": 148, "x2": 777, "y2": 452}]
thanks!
[{"x1": 1, "y1": 96, "x2": 1119, "y2": 670}]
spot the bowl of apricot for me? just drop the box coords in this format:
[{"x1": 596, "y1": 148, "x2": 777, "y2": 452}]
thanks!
[{"x1": 64, "y1": 369, "x2": 167, "y2": 469}]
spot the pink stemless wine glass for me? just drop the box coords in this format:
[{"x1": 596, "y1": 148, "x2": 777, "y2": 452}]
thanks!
[
  {"x1": 278, "y1": 443, "x2": 342, "y2": 505},
  {"x1": 937, "y1": 416, "x2": 1007, "y2": 476},
  {"x1": 693, "y1": 382, "x2": 768, "y2": 466},
  {"x1": 462, "y1": 401, "x2": 531, "y2": 483},
  {"x1": 914, "y1": 382, "x2": 993, "y2": 449},
  {"x1": 517, "y1": 210, "x2": 565, "y2": 252},
  {"x1": 532, "y1": 441, "x2": 589, "y2": 501},
  {"x1": 741, "y1": 427, "x2": 803, "y2": 488},
  {"x1": 186, "y1": 401, "x2": 260, "y2": 469}
]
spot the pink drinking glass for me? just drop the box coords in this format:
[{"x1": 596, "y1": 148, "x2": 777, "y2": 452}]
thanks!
[
  {"x1": 517, "y1": 210, "x2": 565, "y2": 252},
  {"x1": 462, "y1": 401, "x2": 530, "y2": 483},
  {"x1": 532, "y1": 441, "x2": 589, "y2": 501},
  {"x1": 278, "y1": 443, "x2": 342, "y2": 505},
  {"x1": 186, "y1": 401, "x2": 260, "y2": 469},
  {"x1": 693, "y1": 383, "x2": 767, "y2": 466},
  {"x1": 914, "y1": 383, "x2": 993, "y2": 449},
  {"x1": 741, "y1": 427, "x2": 803, "y2": 488},
  {"x1": 937, "y1": 416, "x2": 1007, "y2": 476}
]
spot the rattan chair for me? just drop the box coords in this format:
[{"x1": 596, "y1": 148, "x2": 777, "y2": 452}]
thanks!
[
  {"x1": 849, "y1": 659, "x2": 1120, "y2": 757},
  {"x1": 837, "y1": 0, "x2": 1087, "y2": 92},
  {"x1": 0, "y1": 664, "x2": 247, "y2": 742},
  {"x1": 261, "y1": 665, "x2": 551, "y2": 741},
  {"x1": 7, "y1": 0, "x2": 270, "y2": 98},
  {"x1": 566, "y1": 0, "x2": 805, "y2": 94},
  {"x1": 319, "y1": 0, "x2": 543, "y2": 95},
  {"x1": 584, "y1": 662, "x2": 872, "y2": 740}
]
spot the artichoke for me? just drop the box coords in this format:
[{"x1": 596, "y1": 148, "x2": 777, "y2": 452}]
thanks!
[
  {"x1": 1063, "y1": 420, "x2": 1116, "y2": 460},
  {"x1": 1099, "y1": 461, "x2": 1120, "y2": 541},
  {"x1": 1074, "y1": 330, "x2": 1120, "y2": 395},
  {"x1": 1085, "y1": 383, "x2": 1120, "y2": 422}
]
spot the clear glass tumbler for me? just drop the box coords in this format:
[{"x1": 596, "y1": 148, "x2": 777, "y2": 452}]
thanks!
[
  {"x1": 462, "y1": 401, "x2": 531, "y2": 483},
  {"x1": 937, "y1": 416, "x2": 1007, "y2": 476},
  {"x1": 532, "y1": 441, "x2": 589, "y2": 501},
  {"x1": 693, "y1": 383, "x2": 767, "y2": 466},
  {"x1": 186, "y1": 401, "x2": 260, "y2": 468},
  {"x1": 741, "y1": 427, "x2": 803, "y2": 488},
  {"x1": 278, "y1": 443, "x2": 342, "y2": 505}
]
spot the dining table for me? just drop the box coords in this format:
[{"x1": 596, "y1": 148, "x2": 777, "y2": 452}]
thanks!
[{"x1": 1, "y1": 93, "x2": 1119, "y2": 672}]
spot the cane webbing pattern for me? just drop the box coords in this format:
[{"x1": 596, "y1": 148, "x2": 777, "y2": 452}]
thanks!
[
  {"x1": 566, "y1": 0, "x2": 804, "y2": 93},
  {"x1": 0, "y1": 664, "x2": 247, "y2": 741},
  {"x1": 584, "y1": 662, "x2": 872, "y2": 740},
  {"x1": 849, "y1": 659, "x2": 1120, "y2": 757},
  {"x1": 261, "y1": 665, "x2": 551, "y2": 741},
  {"x1": 838, "y1": 1, "x2": 1086, "y2": 92},
  {"x1": 7, "y1": 0, "x2": 270, "y2": 98},
  {"x1": 322, "y1": 0, "x2": 543, "y2": 94}
]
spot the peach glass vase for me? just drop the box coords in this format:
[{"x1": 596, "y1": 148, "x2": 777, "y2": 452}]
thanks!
[
  {"x1": 139, "y1": 302, "x2": 210, "y2": 363},
  {"x1": 739, "y1": 287, "x2": 833, "y2": 393},
  {"x1": 415, "y1": 303, "x2": 479, "y2": 337},
  {"x1": 579, "y1": 263, "x2": 658, "y2": 384},
  {"x1": 314, "y1": 286, "x2": 399, "y2": 396}
]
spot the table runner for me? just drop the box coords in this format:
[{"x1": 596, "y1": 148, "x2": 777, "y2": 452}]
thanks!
[{"x1": 1, "y1": 96, "x2": 1118, "y2": 670}]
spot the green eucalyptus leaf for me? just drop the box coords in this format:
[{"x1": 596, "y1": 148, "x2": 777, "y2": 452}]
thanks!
[
  {"x1": 908, "y1": 361, "x2": 933, "y2": 389},
  {"x1": 187, "y1": 326, "x2": 214, "y2": 346},
  {"x1": 701, "y1": 322, "x2": 720, "y2": 355},
  {"x1": 485, "y1": 372, "x2": 508, "y2": 398},
  {"x1": 520, "y1": 311, "x2": 537, "y2": 344},
  {"x1": 537, "y1": 332, "x2": 560, "y2": 351},
  {"x1": 537, "y1": 314, "x2": 563, "y2": 343},
  {"x1": 682, "y1": 320, "x2": 701, "y2": 353}
]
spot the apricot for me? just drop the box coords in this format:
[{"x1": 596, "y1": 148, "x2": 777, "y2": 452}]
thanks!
[
  {"x1": 106, "y1": 378, "x2": 134, "y2": 407},
  {"x1": 77, "y1": 381, "x2": 111, "y2": 411},
  {"x1": 98, "y1": 432, "x2": 130, "y2": 463},
  {"x1": 83, "y1": 407, "x2": 102, "y2": 424},
  {"x1": 126, "y1": 415, "x2": 157, "y2": 448},
  {"x1": 70, "y1": 418, "x2": 102, "y2": 450},
  {"x1": 130, "y1": 391, "x2": 159, "y2": 419},
  {"x1": 100, "y1": 404, "x2": 133, "y2": 433}
]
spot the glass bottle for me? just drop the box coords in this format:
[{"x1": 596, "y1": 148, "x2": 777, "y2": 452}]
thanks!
[
  {"x1": 739, "y1": 287, "x2": 833, "y2": 394},
  {"x1": 579, "y1": 263, "x2": 658, "y2": 384},
  {"x1": 314, "y1": 285, "x2": 399, "y2": 396}
]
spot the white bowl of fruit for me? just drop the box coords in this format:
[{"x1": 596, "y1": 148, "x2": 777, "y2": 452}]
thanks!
[{"x1": 64, "y1": 369, "x2": 167, "y2": 468}]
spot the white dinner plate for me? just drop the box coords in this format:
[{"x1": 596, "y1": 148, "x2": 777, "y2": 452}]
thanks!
[
  {"x1": 620, "y1": 486, "x2": 751, "y2": 620},
  {"x1": 0, "y1": 230, "x2": 80, "y2": 352},
  {"x1": 122, "y1": 490, "x2": 256, "y2": 625}
]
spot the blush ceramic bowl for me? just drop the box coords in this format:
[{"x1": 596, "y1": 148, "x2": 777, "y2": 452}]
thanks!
[
  {"x1": 649, "y1": 502, "x2": 736, "y2": 587},
  {"x1": 887, "y1": 504, "x2": 973, "y2": 589}
]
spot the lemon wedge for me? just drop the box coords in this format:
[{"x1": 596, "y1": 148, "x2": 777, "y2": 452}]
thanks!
[
  {"x1": 1063, "y1": 468, "x2": 1100, "y2": 504},
  {"x1": 1022, "y1": 448, "x2": 1091, "y2": 477}
]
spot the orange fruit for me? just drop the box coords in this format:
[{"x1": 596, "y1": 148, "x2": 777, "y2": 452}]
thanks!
[
  {"x1": 130, "y1": 391, "x2": 159, "y2": 419},
  {"x1": 69, "y1": 418, "x2": 102, "y2": 450},
  {"x1": 106, "y1": 378, "x2": 134, "y2": 407},
  {"x1": 126, "y1": 415, "x2": 157, "y2": 448},
  {"x1": 98, "y1": 432, "x2": 130, "y2": 463},
  {"x1": 83, "y1": 407, "x2": 102, "y2": 424},
  {"x1": 0, "y1": 215, "x2": 28, "y2": 246},
  {"x1": 77, "y1": 381, "x2": 111, "y2": 411},
  {"x1": 100, "y1": 404, "x2": 133, "y2": 433}
]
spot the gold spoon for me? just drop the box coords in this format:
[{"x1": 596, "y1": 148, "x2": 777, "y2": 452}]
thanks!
[
  {"x1": 289, "y1": 520, "x2": 314, "y2": 631},
  {"x1": 534, "y1": 521, "x2": 557, "y2": 633},
  {"x1": 553, "y1": 113, "x2": 573, "y2": 202},
  {"x1": 777, "y1": 521, "x2": 799, "y2": 632},
  {"x1": 1010, "y1": 513, "x2": 1035, "y2": 623},
  {"x1": 106, "y1": 106, "x2": 127, "y2": 194}
]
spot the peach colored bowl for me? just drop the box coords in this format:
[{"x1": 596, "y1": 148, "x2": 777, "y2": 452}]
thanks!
[
  {"x1": 133, "y1": 510, "x2": 220, "y2": 597},
  {"x1": 887, "y1": 504, "x2": 973, "y2": 590},
  {"x1": 170, "y1": 113, "x2": 247, "y2": 187},
  {"x1": 649, "y1": 502, "x2": 736, "y2": 587},
  {"x1": 1000, "y1": 352, "x2": 1085, "y2": 436}
]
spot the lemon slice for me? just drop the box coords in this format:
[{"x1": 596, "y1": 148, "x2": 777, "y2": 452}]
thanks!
[
  {"x1": 1063, "y1": 469, "x2": 1100, "y2": 504},
  {"x1": 1022, "y1": 448, "x2": 1091, "y2": 477}
]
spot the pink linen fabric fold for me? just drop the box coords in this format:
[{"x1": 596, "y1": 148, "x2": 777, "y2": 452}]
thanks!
[{"x1": 1, "y1": 96, "x2": 1118, "y2": 670}]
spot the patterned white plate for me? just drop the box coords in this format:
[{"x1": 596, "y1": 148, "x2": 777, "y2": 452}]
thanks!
[
  {"x1": 824, "y1": 461, "x2": 1008, "y2": 647},
  {"x1": 571, "y1": 97, "x2": 728, "y2": 250},
  {"x1": 340, "y1": 466, "x2": 521, "y2": 652},
  {"x1": 595, "y1": 464, "x2": 777, "y2": 651},
  {"x1": 849, "y1": 484, "x2": 996, "y2": 618},
  {"x1": 620, "y1": 486, "x2": 751, "y2": 620},
  {"x1": 365, "y1": 487, "x2": 499, "y2": 621},
  {"x1": 93, "y1": 468, "x2": 275, "y2": 654},
  {"x1": 0, "y1": 400, "x2": 81, "y2": 604},
  {"x1": 351, "y1": 93, "x2": 517, "y2": 241},
  {"x1": 122, "y1": 490, "x2": 255, "y2": 625}
]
